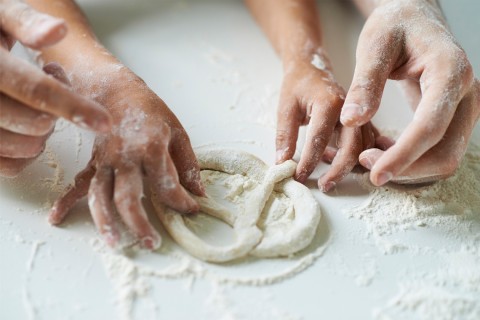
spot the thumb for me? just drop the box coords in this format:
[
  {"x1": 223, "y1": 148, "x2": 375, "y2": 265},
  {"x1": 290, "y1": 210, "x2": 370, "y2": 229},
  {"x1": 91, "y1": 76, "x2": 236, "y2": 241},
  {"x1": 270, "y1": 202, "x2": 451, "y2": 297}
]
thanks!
[
  {"x1": 0, "y1": 0, "x2": 67, "y2": 49},
  {"x1": 341, "y1": 26, "x2": 402, "y2": 127}
]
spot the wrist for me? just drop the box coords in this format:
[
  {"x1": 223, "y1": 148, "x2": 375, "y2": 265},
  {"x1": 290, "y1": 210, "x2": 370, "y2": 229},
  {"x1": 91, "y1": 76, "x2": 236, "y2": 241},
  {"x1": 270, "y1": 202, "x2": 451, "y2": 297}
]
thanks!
[{"x1": 283, "y1": 47, "x2": 333, "y2": 74}]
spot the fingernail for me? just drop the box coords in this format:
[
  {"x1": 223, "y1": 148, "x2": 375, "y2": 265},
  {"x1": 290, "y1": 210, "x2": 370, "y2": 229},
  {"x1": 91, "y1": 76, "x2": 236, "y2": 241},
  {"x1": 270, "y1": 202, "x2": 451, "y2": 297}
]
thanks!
[
  {"x1": 295, "y1": 172, "x2": 308, "y2": 183},
  {"x1": 28, "y1": 16, "x2": 66, "y2": 47},
  {"x1": 341, "y1": 103, "x2": 364, "y2": 125},
  {"x1": 360, "y1": 156, "x2": 373, "y2": 170},
  {"x1": 186, "y1": 199, "x2": 200, "y2": 214},
  {"x1": 48, "y1": 208, "x2": 59, "y2": 225},
  {"x1": 376, "y1": 171, "x2": 393, "y2": 186},
  {"x1": 276, "y1": 148, "x2": 289, "y2": 164},
  {"x1": 141, "y1": 236, "x2": 161, "y2": 250},
  {"x1": 104, "y1": 232, "x2": 118, "y2": 248},
  {"x1": 320, "y1": 181, "x2": 336, "y2": 193},
  {"x1": 276, "y1": 149, "x2": 285, "y2": 163}
]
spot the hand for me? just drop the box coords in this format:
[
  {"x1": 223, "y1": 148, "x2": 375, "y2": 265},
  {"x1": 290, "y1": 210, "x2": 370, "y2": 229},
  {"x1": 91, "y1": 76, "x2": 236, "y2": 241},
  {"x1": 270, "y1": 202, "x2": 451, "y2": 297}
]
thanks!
[
  {"x1": 0, "y1": 0, "x2": 111, "y2": 177},
  {"x1": 276, "y1": 53, "x2": 379, "y2": 191},
  {"x1": 48, "y1": 73, "x2": 205, "y2": 250},
  {"x1": 342, "y1": 0, "x2": 480, "y2": 185}
]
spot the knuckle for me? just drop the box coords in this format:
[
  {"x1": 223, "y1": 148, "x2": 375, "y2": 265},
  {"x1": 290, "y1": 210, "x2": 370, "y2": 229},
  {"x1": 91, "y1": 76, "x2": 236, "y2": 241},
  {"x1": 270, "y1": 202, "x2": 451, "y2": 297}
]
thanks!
[
  {"x1": 276, "y1": 129, "x2": 290, "y2": 144},
  {"x1": 113, "y1": 186, "x2": 136, "y2": 210},
  {"x1": 441, "y1": 155, "x2": 461, "y2": 178}
]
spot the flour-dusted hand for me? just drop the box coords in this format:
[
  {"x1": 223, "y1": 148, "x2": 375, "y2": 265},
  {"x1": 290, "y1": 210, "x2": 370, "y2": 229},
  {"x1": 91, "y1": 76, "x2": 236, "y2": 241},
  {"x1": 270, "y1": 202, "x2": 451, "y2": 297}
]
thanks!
[
  {"x1": 344, "y1": 0, "x2": 480, "y2": 185},
  {"x1": 48, "y1": 72, "x2": 205, "y2": 250},
  {"x1": 0, "y1": 0, "x2": 111, "y2": 177},
  {"x1": 278, "y1": 54, "x2": 379, "y2": 191},
  {"x1": 246, "y1": 0, "x2": 379, "y2": 191}
]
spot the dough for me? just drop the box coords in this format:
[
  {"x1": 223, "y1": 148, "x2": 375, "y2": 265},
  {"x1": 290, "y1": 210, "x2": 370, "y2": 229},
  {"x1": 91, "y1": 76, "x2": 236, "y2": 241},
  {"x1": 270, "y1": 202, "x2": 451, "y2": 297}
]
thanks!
[{"x1": 153, "y1": 149, "x2": 321, "y2": 263}]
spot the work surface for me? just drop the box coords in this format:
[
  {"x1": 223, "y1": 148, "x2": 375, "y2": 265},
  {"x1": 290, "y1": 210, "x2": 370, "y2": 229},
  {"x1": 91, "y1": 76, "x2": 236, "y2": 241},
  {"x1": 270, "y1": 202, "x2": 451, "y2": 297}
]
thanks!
[{"x1": 1, "y1": 1, "x2": 480, "y2": 319}]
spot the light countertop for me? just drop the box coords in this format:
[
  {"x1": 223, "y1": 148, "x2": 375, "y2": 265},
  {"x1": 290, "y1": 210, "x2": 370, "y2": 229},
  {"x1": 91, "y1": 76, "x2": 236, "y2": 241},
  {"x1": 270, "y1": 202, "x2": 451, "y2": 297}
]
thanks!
[{"x1": 1, "y1": 1, "x2": 479, "y2": 319}]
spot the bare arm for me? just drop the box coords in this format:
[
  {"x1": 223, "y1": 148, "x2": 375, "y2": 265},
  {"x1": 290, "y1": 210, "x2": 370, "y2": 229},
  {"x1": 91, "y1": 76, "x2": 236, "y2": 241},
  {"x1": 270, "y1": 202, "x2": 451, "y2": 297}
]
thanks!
[
  {"x1": 343, "y1": 0, "x2": 479, "y2": 185},
  {"x1": 246, "y1": 0, "x2": 378, "y2": 192},
  {"x1": 0, "y1": 0, "x2": 111, "y2": 176},
  {"x1": 26, "y1": 0, "x2": 204, "y2": 249}
]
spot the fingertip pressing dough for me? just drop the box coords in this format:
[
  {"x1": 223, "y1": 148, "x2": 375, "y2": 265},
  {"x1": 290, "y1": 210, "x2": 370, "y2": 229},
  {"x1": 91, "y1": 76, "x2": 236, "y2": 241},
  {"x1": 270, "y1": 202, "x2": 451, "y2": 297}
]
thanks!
[{"x1": 153, "y1": 149, "x2": 322, "y2": 263}]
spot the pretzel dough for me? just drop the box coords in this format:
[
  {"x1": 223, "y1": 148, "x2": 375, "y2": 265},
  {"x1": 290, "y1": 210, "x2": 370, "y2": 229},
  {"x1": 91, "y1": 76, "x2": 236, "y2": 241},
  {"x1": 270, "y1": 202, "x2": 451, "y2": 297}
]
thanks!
[{"x1": 153, "y1": 149, "x2": 321, "y2": 263}]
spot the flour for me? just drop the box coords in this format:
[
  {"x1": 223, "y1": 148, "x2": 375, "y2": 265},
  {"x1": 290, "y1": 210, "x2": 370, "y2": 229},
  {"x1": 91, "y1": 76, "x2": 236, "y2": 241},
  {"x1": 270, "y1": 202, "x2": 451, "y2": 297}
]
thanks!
[
  {"x1": 310, "y1": 53, "x2": 327, "y2": 71},
  {"x1": 94, "y1": 237, "x2": 328, "y2": 320},
  {"x1": 345, "y1": 144, "x2": 480, "y2": 254},
  {"x1": 345, "y1": 144, "x2": 480, "y2": 319},
  {"x1": 373, "y1": 241, "x2": 480, "y2": 320}
]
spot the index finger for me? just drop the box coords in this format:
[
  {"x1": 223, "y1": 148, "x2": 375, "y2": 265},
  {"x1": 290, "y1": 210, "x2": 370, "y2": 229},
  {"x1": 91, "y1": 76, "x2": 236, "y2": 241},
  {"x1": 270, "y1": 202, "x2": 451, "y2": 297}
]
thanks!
[
  {"x1": 0, "y1": 49, "x2": 111, "y2": 132},
  {"x1": 0, "y1": 0, "x2": 66, "y2": 49},
  {"x1": 369, "y1": 63, "x2": 473, "y2": 185},
  {"x1": 295, "y1": 98, "x2": 342, "y2": 182}
]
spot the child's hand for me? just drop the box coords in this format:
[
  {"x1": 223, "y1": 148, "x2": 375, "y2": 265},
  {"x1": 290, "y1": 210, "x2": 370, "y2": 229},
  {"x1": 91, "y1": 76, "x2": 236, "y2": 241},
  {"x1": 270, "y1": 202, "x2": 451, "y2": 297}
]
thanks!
[
  {"x1": 48, "y1": 72, "x2": 204, "y2": 250},
  {"x1": 0, "y1": 0, "x2": 111, "y2": 177},
  {"x1": 277, "y1": 54, "x2": 378, "y2": 191},
  {"x1": 343, "y1": 0, "x2": 480, "y2": 185}
]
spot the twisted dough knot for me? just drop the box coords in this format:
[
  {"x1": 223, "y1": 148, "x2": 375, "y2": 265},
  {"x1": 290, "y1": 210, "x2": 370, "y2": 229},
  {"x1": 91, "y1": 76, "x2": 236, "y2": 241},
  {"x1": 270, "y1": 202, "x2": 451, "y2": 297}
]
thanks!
[{"x1": 153, "y1": 149, "x2": 322, "y2": 263}]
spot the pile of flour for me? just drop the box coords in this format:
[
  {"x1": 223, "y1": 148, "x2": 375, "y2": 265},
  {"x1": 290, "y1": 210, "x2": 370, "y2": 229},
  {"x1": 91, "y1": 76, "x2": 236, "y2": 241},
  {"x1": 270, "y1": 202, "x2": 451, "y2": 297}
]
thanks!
[
  {"x1": 346, "y1": 144, "x2": 480, "y2": 253},
  {"x1": 345, "y1": 144, "x2": 480, "y2": 319}
]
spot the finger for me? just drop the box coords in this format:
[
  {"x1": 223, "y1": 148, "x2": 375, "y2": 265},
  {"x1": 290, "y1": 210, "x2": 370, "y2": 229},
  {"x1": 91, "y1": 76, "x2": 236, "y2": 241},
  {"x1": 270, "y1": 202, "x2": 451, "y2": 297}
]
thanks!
[
  {"x1": 49, "y1": 163, "x2": 95, "y2": 225},
  {"x1": 43, "y1": 62, "x2": 71, "y2": 86},
  {"x1": 362, "y1": 81, "x2": 479, "y2": 185},
  {"x1": 359, "y1": 148, "x2": 383, "y2": 171},
  {"x1": 295, "y1": 99, "x2": 341, "y2": 182},
  {"x1": 375, "y1": 135, "x2": 396, "y2": 151},
  {"x1": 169, "y1": 129, "x2": 205, "y2": 197},
  {"x1": 341, "y1": 27, "x2": 403, "y2": 127},
  {"x1": 369, "y1": 71, "x2": 468, "y2": 186},
  {"x1": 361, "y1": 122, "x2": 377, "y2": 150},
  {"x1": 360, "y1": 147, "x2": 452, "y2": 184},
  {"x1": 0, "y1": 50, "x2": 111, "y2": 132},
  {"x1": 322, "y1": 146, "x2": 337, "y2": 164},
  {"x1": 114, "y1": 167, "x2": 161, "y2": 250},
  {"x1": 0, "y1": 31, "x2": 15, "y2": 50},
  {"x1": 0, "y1": 93, "x2": 55, "y2": 135},
  {"x1": 0, "y1": 156, "x2": 33, "y2": 177},
  {"x1": 0, "y1": 0, "x2": 67, "y2": 49},
  {"x1": 88, "y1": 167, "x2": 120, "y2": 248},
  {"x1": 144, "y1": 145, "x2": 199, "y2": 214},
  {"x1": 0, "y1": 63, "x2": 67, "y2": 136},
  {"x1": 276, "y1": 98, "x2": 302, "y2": 164},
  {"x1": 318, "y1": 126, "x2": 363, "y2": 192},
  {"x1": 0, "y1": 128, "x2": 47, "y2": 158}
]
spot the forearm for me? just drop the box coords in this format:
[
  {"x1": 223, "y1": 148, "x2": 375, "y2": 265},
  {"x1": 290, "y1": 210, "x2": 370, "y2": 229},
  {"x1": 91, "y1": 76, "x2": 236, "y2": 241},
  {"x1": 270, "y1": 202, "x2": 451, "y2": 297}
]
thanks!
[
  {"x1": 245, "y1": 0, "x2": 325, "y2": 70},
  {"x1": 351, "y1": 0, "x2": 442, "y2": 17},
  {"x1": 25, "y1": 0, "x2": 136, "y2": 107}
]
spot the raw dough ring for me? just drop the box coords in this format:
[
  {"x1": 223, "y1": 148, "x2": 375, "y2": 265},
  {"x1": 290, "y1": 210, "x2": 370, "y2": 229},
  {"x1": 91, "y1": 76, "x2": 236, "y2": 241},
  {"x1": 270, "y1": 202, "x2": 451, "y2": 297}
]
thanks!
[{"x1": 154, "y1": 149, "x2": 321, "y2": 262}]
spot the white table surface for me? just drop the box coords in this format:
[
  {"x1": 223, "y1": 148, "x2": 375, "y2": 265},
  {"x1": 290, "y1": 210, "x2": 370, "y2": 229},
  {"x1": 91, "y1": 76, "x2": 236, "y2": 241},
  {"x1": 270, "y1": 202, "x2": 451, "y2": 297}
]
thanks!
[{"x1": 1, "y1": 1, "x2": 479, "y2": 319}]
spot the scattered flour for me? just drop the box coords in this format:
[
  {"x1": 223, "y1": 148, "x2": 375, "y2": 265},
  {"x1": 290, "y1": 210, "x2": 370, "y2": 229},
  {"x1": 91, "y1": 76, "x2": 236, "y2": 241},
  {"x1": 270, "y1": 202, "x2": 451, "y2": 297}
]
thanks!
[
  {"x1": 373, "y1": 241, "x2": 480, "y2": 320},
  {"x1": 345, "y1": 145, "x2": 480, "y2": 254},
  {"x1": 345, "y1": 144, "x2": 480, "y2": 319},
  {"x1": 93, "y1": 237, "x2": 328, "y2": 320}
]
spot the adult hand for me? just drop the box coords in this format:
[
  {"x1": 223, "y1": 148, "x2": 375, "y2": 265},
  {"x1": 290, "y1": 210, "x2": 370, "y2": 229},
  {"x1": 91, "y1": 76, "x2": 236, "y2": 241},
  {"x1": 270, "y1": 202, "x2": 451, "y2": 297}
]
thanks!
[
  {"x1": 276, "y1": 53, "x2": 379, "y2": 191},
  {"x1": 342, "y1": 0, "x2": 480, "y2": 185},
  {"x1": 48, "y1": 73, "x2": 204, "y2": 250},
  {"x1": 0, "y1": 0, "x2": 111, "y2": 177}
]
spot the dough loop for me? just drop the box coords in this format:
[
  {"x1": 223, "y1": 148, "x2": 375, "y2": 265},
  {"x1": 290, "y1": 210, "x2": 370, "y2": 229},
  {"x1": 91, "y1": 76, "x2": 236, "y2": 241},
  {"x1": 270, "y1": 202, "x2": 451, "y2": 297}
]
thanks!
[{"x1": 153, "y1": 149, "x2": 321, "y2": 263}]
